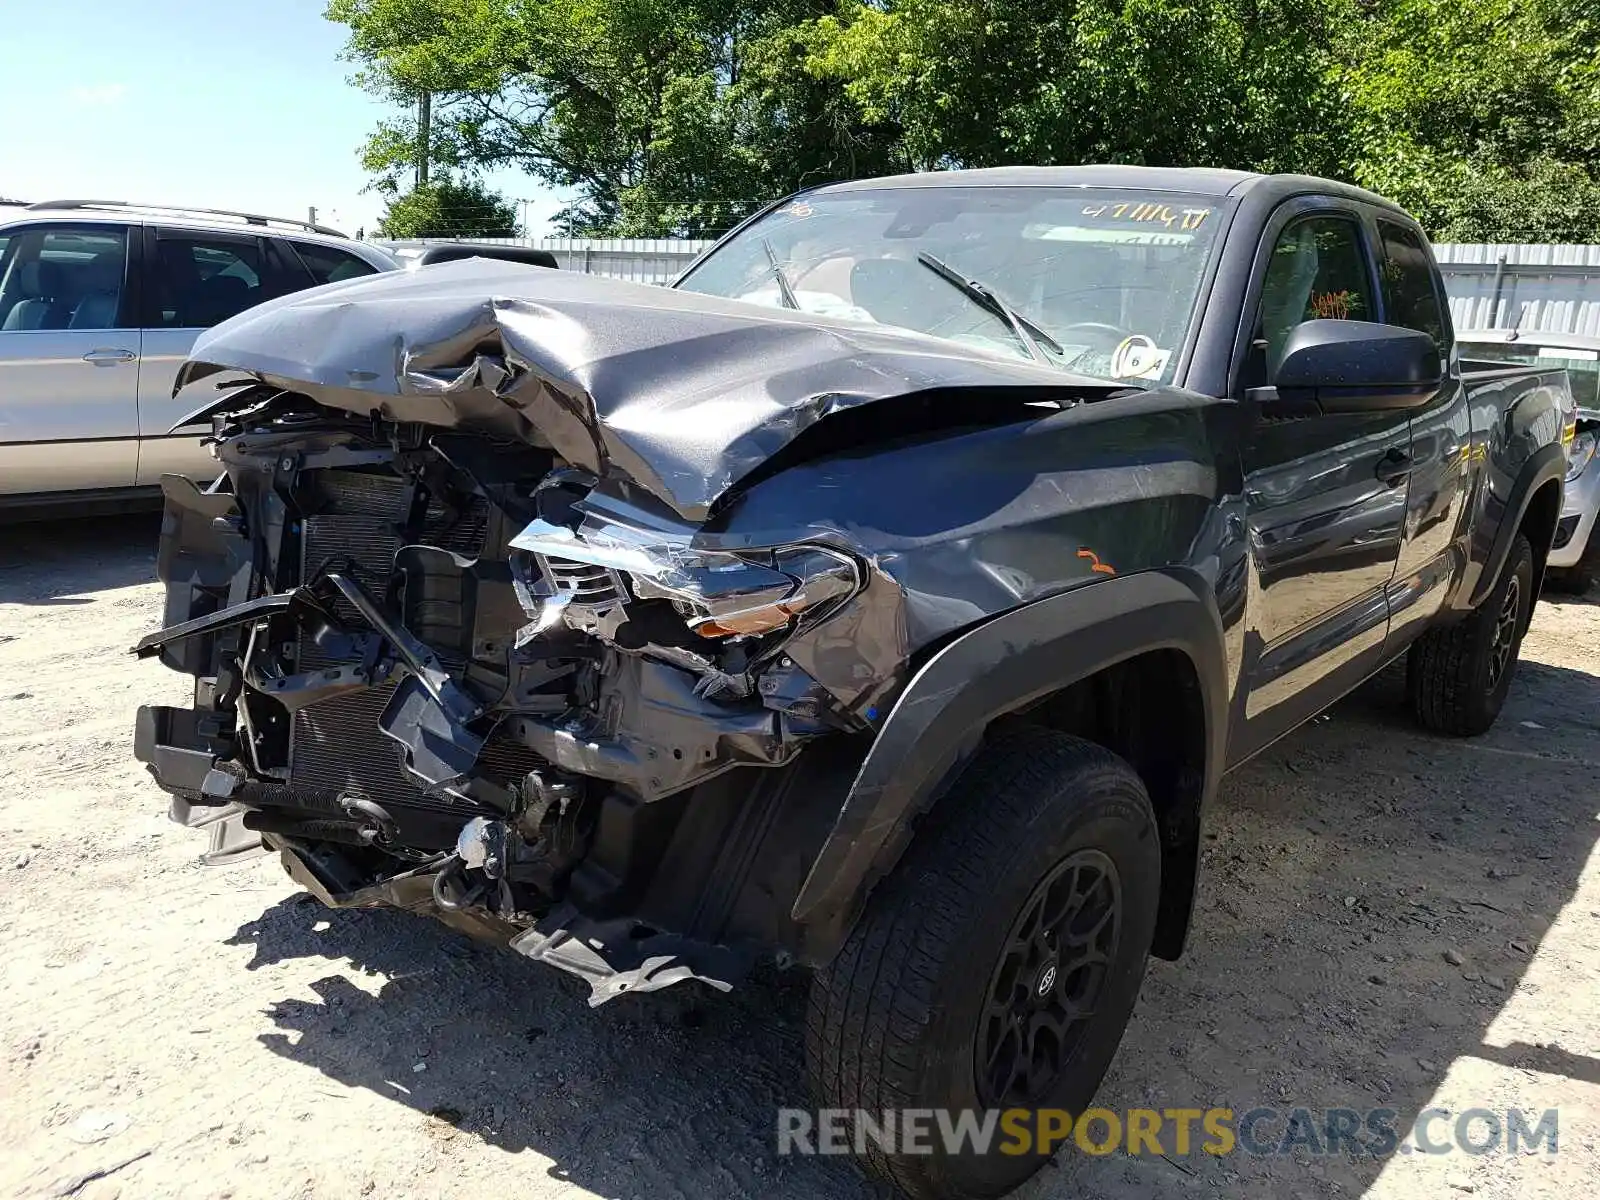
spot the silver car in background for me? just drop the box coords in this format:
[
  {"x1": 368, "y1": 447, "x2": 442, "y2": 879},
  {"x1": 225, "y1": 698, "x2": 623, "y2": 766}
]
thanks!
[
  {"x1": 0, "y1": 201, "x2": 398, "y2": 515},
  {"x1": 1460, "y1": 329, "x2": 1600, "y2": 591}
]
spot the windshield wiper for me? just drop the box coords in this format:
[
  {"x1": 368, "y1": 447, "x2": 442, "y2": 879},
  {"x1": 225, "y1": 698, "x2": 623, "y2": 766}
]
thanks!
[
  {"x1": 762, "y1": 238, "x2": 800, "y2": 310},
  {"x1": 915, "y1": 251, "x2": 1062, "y2": 365}
]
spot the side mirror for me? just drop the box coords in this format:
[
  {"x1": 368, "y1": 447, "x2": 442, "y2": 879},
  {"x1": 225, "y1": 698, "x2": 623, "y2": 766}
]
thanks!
[{"x1": 1258, "y1": 319, "x2": 1442, "y2": 415}]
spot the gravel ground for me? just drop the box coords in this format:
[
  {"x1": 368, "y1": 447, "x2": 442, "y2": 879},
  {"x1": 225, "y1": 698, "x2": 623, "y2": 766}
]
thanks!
[{"x1": 1, "y1": 513, "x2": 1596, "y2": 1200}]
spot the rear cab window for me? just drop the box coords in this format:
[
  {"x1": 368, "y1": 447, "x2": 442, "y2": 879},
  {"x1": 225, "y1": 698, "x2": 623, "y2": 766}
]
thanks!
[
  {"x1": 0, "y1": 223, "x2": 131, "y2": 331},
  {"x1": 1376, "y1": 220, "x2": 1449, "y2": 350}
]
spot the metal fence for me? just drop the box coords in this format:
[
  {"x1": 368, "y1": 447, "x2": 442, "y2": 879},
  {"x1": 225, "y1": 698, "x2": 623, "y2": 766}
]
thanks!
[
  {"x1": 376, "y1": 236, "x2": 1600, "y2": 335},
  {"x1": 1434, "y1": 244, "x2": 1600, "y2": 337},
  {"x1": 374, "y1": 237, "x2": 712, "y2": 284}
]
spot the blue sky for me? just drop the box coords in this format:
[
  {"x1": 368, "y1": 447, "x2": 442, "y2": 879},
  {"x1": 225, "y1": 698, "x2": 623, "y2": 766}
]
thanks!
[{"x1": 0, "y1": 0, "x2": 567, "y2": 237}]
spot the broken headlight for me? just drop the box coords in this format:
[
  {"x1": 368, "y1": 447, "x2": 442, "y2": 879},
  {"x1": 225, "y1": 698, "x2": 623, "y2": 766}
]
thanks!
[
  {"x1": 1567, "y1": 428, "x2": 1597, "y2": 482},
  {"x1": 509, "y1": 515, "x2": 860, "y2": 641}
]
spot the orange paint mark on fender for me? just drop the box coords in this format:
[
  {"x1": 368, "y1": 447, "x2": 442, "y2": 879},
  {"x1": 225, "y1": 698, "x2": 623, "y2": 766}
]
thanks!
[{"x1": 1076, "y1": 549, "x2": 1117, "y2": 576}]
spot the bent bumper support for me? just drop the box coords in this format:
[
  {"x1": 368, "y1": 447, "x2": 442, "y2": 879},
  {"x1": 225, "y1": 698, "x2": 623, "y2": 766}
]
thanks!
[
  {"x1": 169, "y1": 799, "x2": 269, "y2": 867},
  {"x1": 509, "y1": 902, "x2": 751, "y2": 1007},
  {"x1": 132, "y1": 590, "x2": 306, "y2": 659},
  {"x1": 134, "y1": 569, "x2": 493, "y2": 798}
]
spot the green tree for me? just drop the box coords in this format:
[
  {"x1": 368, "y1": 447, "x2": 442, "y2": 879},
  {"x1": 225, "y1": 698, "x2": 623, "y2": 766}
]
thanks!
[
  {"x1": 327, "y1": 0, "x2": 902, "y2": 236},
  {"x1": 374, "y1": 177, "x2": 520, "y2": 237},
  {"x1": 1342, "y1": 0, "x2": 1600, "y2": 240},
  {"x1": 332, "y1": 0, "x2": 1600, "y2": 242},
  {"x1": 801, "y1": 0, "x2": 1355, "y2": 178}
]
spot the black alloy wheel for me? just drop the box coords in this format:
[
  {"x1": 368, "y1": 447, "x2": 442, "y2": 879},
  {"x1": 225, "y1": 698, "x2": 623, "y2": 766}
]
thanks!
[{"x1": 976, "y1": 849, "x2": 1121, "y2": 1108}]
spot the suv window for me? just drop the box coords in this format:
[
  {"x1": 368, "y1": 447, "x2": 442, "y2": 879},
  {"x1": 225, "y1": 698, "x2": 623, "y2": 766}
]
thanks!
[
  {"x1": 289, "y1": 241, "x2": 377, "y2": 285},
  {"x1": 150, "y1": 233, "x2": 266, "y2": 328},
  {"x1": 1377, "y1": 221, "x2": 1447, "y2": 347},
  {"x1": 0, "y1": 224, "x2": 130, "y2": 331}
]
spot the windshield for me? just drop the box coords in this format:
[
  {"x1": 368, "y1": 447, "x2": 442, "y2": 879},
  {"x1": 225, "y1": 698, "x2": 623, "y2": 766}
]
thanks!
[
  {"x1": 1462, "y1": 341, "x2": 1600, "y2": 409},
  {"x1": 675, "y1": 185, "x2": 1223, "y2": 384}
]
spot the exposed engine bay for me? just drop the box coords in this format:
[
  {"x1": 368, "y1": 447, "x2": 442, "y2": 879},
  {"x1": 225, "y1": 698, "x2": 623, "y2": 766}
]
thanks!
[
  {"x1": 131, "y1": 258, "x2": 1164, "y2": 1002},
  {"x1": 134, "y1": 386, "x2": 899, "y2": 1000}
]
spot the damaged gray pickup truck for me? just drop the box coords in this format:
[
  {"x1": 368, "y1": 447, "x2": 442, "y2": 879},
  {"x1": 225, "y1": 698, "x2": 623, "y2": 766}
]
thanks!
[{"x1": 135, "y1": 167, "x2": 1571, "y2": 1199}]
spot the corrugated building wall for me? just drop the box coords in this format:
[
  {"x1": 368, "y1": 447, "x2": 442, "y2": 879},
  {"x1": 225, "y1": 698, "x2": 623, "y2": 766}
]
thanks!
[{"x1": 1430, "y1": 245, "x2": 1600, "y2": 336}]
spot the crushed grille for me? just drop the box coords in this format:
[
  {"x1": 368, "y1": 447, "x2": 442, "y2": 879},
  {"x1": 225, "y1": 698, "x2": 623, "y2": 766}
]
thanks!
[{"x1": 539, "y1": 556, "x2": 625, "y2": 608}]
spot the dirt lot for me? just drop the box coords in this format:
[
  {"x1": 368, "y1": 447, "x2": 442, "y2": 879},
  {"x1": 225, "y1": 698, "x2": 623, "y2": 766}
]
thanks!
[{"x1": 1, "y1": 513, "x2": 1596, "y2": 1200}]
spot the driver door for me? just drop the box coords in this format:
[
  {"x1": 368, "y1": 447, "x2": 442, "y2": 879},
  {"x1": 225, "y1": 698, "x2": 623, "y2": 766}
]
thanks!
[{"x1": 1230, "y1": 204, "x2": 1412, "y2": 762}]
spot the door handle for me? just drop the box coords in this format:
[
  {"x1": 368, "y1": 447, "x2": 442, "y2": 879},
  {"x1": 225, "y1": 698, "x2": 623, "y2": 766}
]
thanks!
[
  {"x1": 82, "y1": 348, "x2": 136, "y2": 365},
  {"x1": 1375, "y1": 448, "x2": 1413, "y2": 486}
]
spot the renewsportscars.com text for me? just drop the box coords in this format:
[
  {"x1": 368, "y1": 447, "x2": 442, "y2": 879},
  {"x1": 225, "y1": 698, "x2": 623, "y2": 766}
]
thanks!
[{"x1": 777, "y1": 1106, "x2": 1559, "y2": 1158}]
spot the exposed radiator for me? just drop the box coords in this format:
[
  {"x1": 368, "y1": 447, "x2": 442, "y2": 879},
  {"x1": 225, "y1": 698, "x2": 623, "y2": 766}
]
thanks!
[{"x1": 289, "y1": 471, "x2": 538, "y2": 814}]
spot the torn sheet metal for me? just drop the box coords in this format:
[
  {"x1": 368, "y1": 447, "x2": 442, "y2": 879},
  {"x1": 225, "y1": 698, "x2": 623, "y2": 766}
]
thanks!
[
  {"x1": 172, "y1": 260, "x2": 1116, "y2": 521},
  {"x1": 510, "y1": 903, "x2": 750, "y2": 1006}
]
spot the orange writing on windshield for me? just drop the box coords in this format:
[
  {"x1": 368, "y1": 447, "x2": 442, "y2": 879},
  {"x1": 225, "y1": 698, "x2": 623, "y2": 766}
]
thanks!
[
  {"x1": 1080, "y1": 202, "x2": 1210, "y2": 231},
  {"x1": 1309, "y1": 290, "x2": 1356, "y2": 320}
]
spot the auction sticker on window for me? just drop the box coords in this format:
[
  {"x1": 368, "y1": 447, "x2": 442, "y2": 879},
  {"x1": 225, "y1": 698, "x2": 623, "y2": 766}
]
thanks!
[{"x1": 1110, "y1": 335, "x2": 1172, "y2": 380}]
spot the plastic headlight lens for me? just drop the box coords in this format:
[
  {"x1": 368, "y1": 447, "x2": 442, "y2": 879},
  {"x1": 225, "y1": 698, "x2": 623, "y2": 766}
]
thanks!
[
  {"x1": 1567, "y1": 430, "x2": 1597, "y2": 482},
  {"x1": 510, "y1": 515, "x2": 860, "y2": 639},
  {"x1": 671, "y1": 547, "x2": 859, "y2": 638}
]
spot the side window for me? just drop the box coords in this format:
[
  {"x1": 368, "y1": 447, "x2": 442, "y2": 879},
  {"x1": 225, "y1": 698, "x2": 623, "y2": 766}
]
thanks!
[
  {"x1": 1377, "y1": 221, "x2": 1447, "y2": 347},
  {"x1": 149, "y1": 233, "x2": 266, "y2": 328},
  {"x1": 1253, "y1": 216, "x2": 1374, "y2": 378},
  {"x1": 289, "y1": 241, "x2": 378, "y2": 286},
  {"x1": 0, "y1": 224, "x2": 130, "y2": 332},
  {"x1": 0, "y1": 234, "x2": 14, "y2": 310},
  {"x1": 262, "y1": 239, "x2": 318, "y2": 298}
]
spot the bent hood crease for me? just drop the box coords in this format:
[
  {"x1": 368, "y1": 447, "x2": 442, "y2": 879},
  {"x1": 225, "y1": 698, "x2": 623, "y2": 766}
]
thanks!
[{"x1": 172, "y1": 258, "x2": 1116, "y2": 521}]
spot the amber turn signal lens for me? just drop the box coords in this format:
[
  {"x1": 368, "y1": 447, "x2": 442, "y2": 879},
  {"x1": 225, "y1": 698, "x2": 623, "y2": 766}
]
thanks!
[{"x1": 694, "y1": 603, "x2": 801, "y2": 638}]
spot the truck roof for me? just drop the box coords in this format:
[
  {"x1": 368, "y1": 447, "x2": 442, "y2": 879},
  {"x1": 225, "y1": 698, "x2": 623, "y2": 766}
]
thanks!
[{"x1": 815, "y1": 165, "x2": 1407, "y2": 213}]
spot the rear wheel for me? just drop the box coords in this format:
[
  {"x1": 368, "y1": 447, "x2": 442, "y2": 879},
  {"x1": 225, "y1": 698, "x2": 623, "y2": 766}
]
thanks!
[
  {"x1": 1407, "y1": 534, "x2": 1533, "y2": 736},
  {"x1": 805, "y1": 727, "x2": 1160, "y2": 1200}
]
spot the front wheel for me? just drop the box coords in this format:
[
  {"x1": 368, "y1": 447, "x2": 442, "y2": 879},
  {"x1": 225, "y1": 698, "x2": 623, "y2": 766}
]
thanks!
[{"x1": 805, "y1": 728, "x2": 1160, "y2": 1200}]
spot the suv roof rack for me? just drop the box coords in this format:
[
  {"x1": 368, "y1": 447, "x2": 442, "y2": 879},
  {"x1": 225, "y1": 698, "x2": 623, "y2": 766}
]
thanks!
[{"x1": 23, "y1": 200, "x2": 346, "y2": 238}]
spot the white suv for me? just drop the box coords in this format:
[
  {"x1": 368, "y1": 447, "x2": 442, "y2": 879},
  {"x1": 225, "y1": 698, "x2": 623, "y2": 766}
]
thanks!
[
  {"x1": 0, "y1": 201, "x2": 398, "y2": 515},
  {"x1": 1460, "y1": 328, "x2": 1600, "y2": 591}
]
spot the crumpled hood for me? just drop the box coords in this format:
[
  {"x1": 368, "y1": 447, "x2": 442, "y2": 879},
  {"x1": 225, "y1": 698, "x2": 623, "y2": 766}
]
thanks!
[{"x1": 175, "y1": 259, "x2": 1113, "y2": 521}]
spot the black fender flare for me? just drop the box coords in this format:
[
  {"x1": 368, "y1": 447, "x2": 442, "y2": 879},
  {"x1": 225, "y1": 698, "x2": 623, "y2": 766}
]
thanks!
[
  {"x1": 1459, "y1": 441, "x2": 1566, "y2": 611},
  {"x1": 791, "y1": 567, "x2": 1229, "y2": 964}
]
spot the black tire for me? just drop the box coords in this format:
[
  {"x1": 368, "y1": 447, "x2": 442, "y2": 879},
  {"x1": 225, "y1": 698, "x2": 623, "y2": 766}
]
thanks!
[
  {"x1": 805, "y1": 727, "x2": 1160, "y2": 1200},
  {"x1": 1549, "y1": 564, "x2": 1593, "y2": 595},
  {"x1": 1407, "y1": 533, "x2": 1534, "y2": 736},
  {"x1": 1549, "y1": 535, "x2": 1598, "y2": 595}
]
